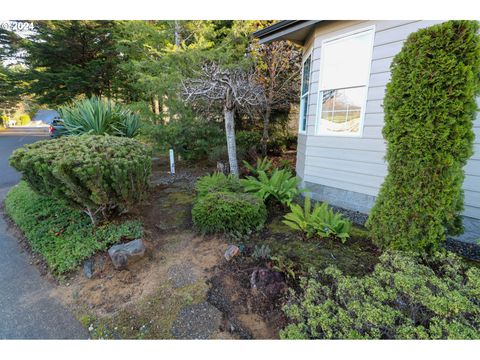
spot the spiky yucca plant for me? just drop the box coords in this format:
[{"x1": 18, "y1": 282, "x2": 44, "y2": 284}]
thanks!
[{"x1": 59, "y1": 96, "x2": 141, "y2": 138}]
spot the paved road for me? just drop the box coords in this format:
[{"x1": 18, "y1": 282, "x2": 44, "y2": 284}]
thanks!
[{"x1": 0, "y1": 127, "x2": 88, "y2": 339}]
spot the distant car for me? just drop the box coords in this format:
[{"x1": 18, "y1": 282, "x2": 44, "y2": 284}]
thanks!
[{"x1": 49, "y1": 118, "x2": 67, "y2": 138}]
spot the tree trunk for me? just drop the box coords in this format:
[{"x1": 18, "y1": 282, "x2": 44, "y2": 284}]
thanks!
[
  {"x1": 261, "y1": 80, "x2": 275, "y2": 157},
  {"x1": 174, "y1": 21, "x2": 181, "y2": 47},
  {"x1": 224, "y1": 90, "x2": 239, "y2": 177},
  {"x1": 261, "y1": 104, "x2": 271, "y2": 157},
  {"x1": 152, "y1": 96, "x2": 160, "y2": 116}
]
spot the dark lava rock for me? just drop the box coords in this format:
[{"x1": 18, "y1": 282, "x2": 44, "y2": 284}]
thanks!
[
  {"x1": 108, "y1": 239, "x2": 146, "y2": 270},
  {"x1": 250, "y1": 268, "x2": 287, "y2": 299},
  {"x1": 171, "y1": 302, "x2": 222, "y2": 339}
]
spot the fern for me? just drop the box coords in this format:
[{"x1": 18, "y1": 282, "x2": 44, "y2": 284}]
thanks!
[
  {"x1": 283, "y1": 197, "x2": 352, "y2": 242},
  {"x1": 282, "y1": 196, "x2": 318, "y2": 238},
  {"x1": 241, "y1": 169, "x2": 305, "y2": 207},
  {"x1": 242, "y1": 157, "x2": 273, "y2": 176}
]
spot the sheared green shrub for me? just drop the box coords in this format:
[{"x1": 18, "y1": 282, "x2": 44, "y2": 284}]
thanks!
[
  {"x1": 195, "y1": 172, "x2": 242, "y2": 197},
  {"x1": 59, "y1": 96, "x2": 141, "y2": 137},
  {"x1": 283, "y1": 197, "x2": 351, "y2": 242},
  {"x1": 241, "y1": 169, "x2": 305, "y2": 207},
  {"x1": 5, "y1": 182, "x2": 143, "y2": 274},
  {"x1": 9, "y1": 135, "x2": 151, "y2": 224},
  {"x1": 366, "y1": 21, "x2": 480, "y2": 252},
  {"x1": 281, "y1": 251, "x2": 480, "y2": 339},
  {"x1": 192, "y1": 191, "x2": 267, "y2": 235}
]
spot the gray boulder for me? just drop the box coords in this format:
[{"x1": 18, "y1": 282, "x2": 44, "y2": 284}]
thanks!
[
  {"x1": 83, "y1": 259, "x2": 94, "y2": 279},
  {"x1": 108, "y1": 239, "x2": 146, "y2": 270}
]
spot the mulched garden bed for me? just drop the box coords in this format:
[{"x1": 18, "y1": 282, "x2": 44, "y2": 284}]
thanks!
[{"x1": 5, "y1": 154, "x2": 383, "y2": 339}]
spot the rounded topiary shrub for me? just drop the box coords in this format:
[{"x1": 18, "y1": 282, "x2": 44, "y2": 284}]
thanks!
[
  {"x1": 281, "y1": 251, "x2": 480, "y2": 339},
  {"x1": 9, "y1": 135, "x2": 152, "y2": 224},
  {"x1": 366, "y1": 21, "x2": 480, "y2": 252},
  {"x1": 191, "y1": 191, "x2": 267, "y2": 234}
]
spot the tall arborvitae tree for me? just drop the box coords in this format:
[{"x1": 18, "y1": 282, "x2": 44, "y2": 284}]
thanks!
[
  {"x1": 366, "y1": 21, "x2": 480, "y2": 252},
  {"x1": 22, "y1": 21, "x2": 121, "y2": 105}
]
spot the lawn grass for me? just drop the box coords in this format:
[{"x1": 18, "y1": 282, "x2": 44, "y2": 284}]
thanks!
[{"x1": 4, "y1": 181, "x2": 143, "y2": 275}]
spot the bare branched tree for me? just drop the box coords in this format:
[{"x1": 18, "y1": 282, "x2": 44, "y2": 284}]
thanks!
[
  {"x1": 251, "y1": 40, "x2": 302, "y2": 156},
  {"x1": 182, "y1": 62, "x2": 265, "y2": 176}
]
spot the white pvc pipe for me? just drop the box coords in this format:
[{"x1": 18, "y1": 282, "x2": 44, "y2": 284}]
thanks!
[{"x1": 169, "y1": 149, "x2": 175, "y2": 175}]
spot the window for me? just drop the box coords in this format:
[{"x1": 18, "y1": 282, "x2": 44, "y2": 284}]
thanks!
[
  {"x1": 316, "y1": 27, "x2": 375, "y2": 136},
  {"x1": 299, "y1": 54, "x2": 311, "y2": 133}
]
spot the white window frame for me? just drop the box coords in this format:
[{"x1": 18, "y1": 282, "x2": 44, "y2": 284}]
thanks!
[
  {"x1": 298, "y1": 49, "x2": 313, "y2": 134},
  {"x1": 315, "y1": 25, "x2": 375, "y2": 137}
]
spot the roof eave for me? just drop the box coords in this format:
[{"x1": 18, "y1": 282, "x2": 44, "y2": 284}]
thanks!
[{"x1": 254, "y1": 20, "x2": 323, "y2": 45}]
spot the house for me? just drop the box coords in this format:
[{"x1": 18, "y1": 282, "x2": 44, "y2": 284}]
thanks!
[{"x1": 254, "y1": 20, "x2": 480, "y2": 243}]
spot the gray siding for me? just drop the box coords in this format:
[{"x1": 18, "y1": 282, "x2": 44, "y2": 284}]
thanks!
[{"x1": 297, "y1": 20, "x2": 480, "y2": 220}]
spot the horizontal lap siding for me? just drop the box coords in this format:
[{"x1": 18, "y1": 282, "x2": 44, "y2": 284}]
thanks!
[
  {"x1": 465, "y1": 112, "x2": 480, "y2": 219},
  {"x1": 296, "y1": 134, "x2": 307, "y2": 179},
  {"x1": 299, "y1": 20, "x2": 480, "y2": 219}
]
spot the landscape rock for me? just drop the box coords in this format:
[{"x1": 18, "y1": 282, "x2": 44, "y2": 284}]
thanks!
[
  {"x1": 224, "y1": 245, "x2": 240, "y2": 261},
  {"x1": 250, "y1": 268, "x2": 287, "y2": 299},
  {"x1": 83, "y1": 259, "x2": 93, "y2": 279},
  {"x1": 108, "y1": 239, "x2": 146, "y2": 270}
]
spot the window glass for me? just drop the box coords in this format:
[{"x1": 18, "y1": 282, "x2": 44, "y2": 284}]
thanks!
[
  {"x1": 317, "y1": 28, "x2": 374, "y2": 136},
  {"x1": 299, "y1": 55, "x2": 311, "y2": 132},
  {"x1": 301, "y1": 56, "x2": 311, "y2": 95},
  {"x1": 320, "y1": 30, "x2": 374, "y2": 90},
  {"x1": 319, "y1": 87, "x2": 366, "y2": 134}
]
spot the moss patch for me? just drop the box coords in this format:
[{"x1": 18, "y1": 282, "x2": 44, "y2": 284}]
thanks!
[
  {"x1": 253, "y1": 220, "x2": 378, "y2": 277},
  {"x1": 162, "y1": 191, "x2": 195, "y2": 208}
]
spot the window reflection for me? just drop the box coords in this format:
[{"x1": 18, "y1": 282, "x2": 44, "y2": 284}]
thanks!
[{"x1": 319, "y1": 87, "x2": 366, "y2": 134}]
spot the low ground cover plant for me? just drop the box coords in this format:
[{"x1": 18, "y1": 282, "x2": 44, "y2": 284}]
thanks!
[
  {"x1": 195, "y1": 172, "x2": 242, "y2": 197},
  {"x1": 241, "y1": 168, "x2": 304, "y2": 207},
  {"x1": 281, "y1": 251, "x2": 480, "y2": 339},
  {"x1": 192, "y1": 191, "x2": 267, "y2": 235},
  {"x1": 59, "y1": 96, "x2": 141, "y2": 137},
  {"x1": 9, "y1": 135, "x2": 152, "y2": 225},
  {"x1": 283, "y1": 197, "x2": 352, "y2": 242},
  {"x1": 5, "y1": 182, "x2": 143, "y2": 274}
]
